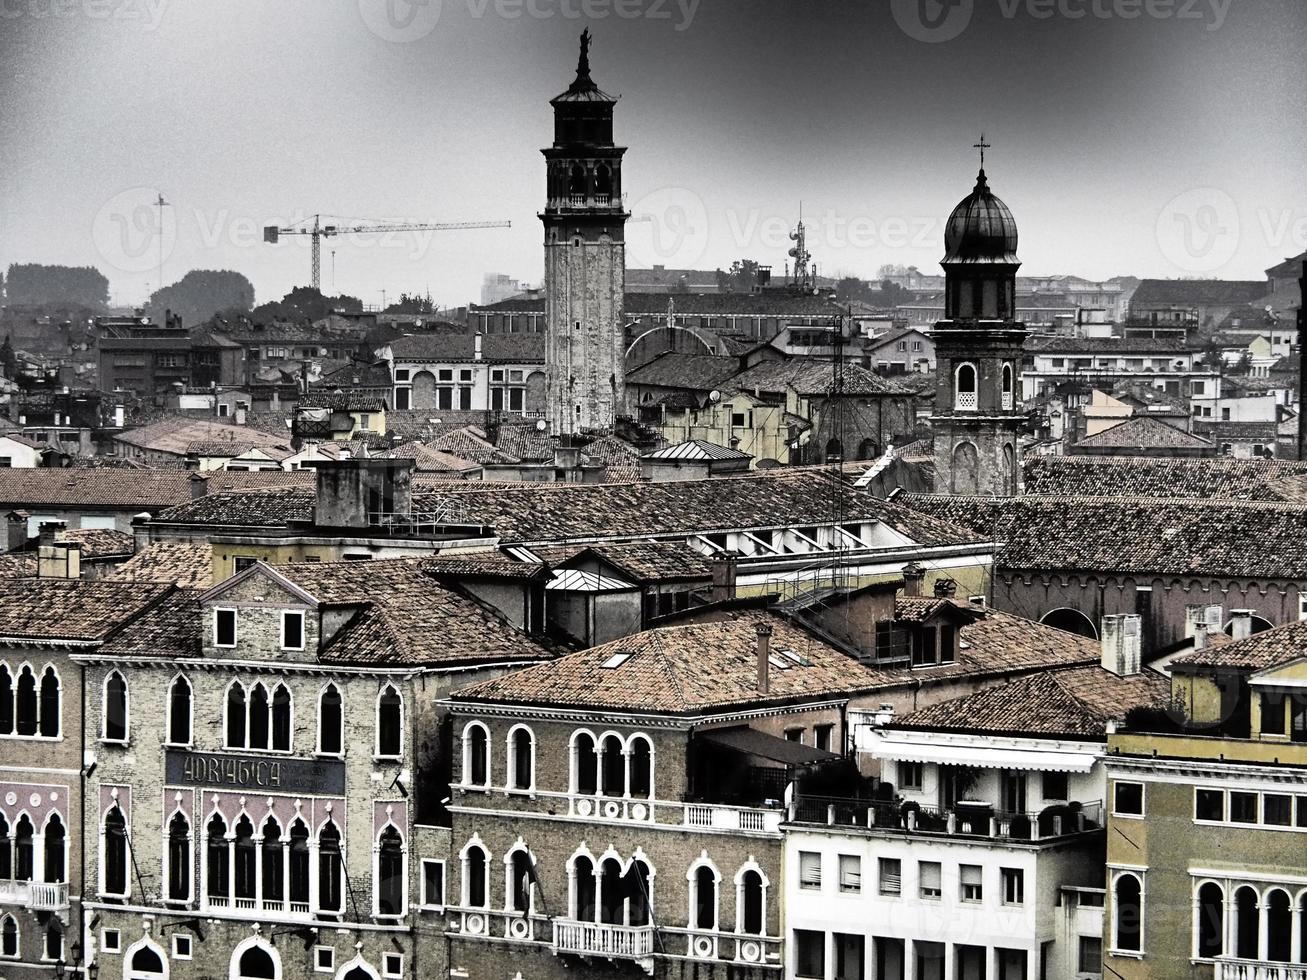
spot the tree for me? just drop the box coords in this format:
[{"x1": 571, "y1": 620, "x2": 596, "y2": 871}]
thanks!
[
  {"x1": 5, "y1": 264, "x2": 109, "y2": 308},
  {"x1": 0, "y1": 336, "x2": 15, "y2": 379},
  {"x1": 716, "y1": 259, "x2": 761, "y2": 293},
  {"x1": 835, "y1": 277, "x2": 873, "y2": 303},
  {"x1": 251, "y1": 286, "x2": 363, "y2": 325},
  {"x1": 383, "y1": 292, "x2": 436, "y2": 314},
  {"x1": 146, "y1": 270, "x2": 255, "y2": 328},
  {"x1": 876, "y1": 279, "x2": 911, "y2": 306}
]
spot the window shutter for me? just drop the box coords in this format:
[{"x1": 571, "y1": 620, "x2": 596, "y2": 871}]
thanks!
[{"x1": 799, "y1": 852, "x2": 821, "y2": 887}]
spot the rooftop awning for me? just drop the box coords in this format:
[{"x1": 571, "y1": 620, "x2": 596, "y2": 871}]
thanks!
[
  {"x1": 871, "y1": 735, "x2": 1097, "y2": 773},
  {"x1": 699, "y1": 726, "x2": 841, "y2": 767}
]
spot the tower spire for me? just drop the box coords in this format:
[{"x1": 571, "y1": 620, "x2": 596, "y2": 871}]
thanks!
[{"x1": 571, "y1": 28, "x2": 593, "y2": 90}]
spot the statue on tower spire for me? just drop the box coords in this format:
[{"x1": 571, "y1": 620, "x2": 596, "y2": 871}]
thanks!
[{"x1": 574, "y1": 29, "x2": 592, "y2": 87}]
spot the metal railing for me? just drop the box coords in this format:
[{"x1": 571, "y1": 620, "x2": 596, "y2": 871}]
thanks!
[{"x1": 790, "y1": 796, "x2": 1104, "y2": 842}]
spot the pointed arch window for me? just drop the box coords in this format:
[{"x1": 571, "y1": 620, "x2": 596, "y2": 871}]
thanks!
[
  {"x1": 261, "y1": 818, "x2": 283, "y2": 905},
  {"x1": 739, "y1": 868, "x2": 765, "y2": 935},
  {"x1": 236, "y1": 944, "x2": 277, "y2": 980},
  {"x1": 507, "y1": 849, "x2": 533, "y2": 914},
  {"x1": 318, "y1": 821, "x2": 343, "y2": 915},
  {"x1": 43, "y1": 814, "x2": 65, "y2": 883},
  {"x1": 14, "y1": 816, "x2": 33, "y2": 882},
  {"x1": 376, "y1": 826, "x2": 404, "y2": 916},
  {"x1": 129, "y1": 943, "x2": 165, "y2": 979},
  {"x1": 16, "y1": 666, "x2": 36, "y2": 736},
  {"x1": 271, "y1": 684, "x2": 291, "y2": 752},
  {"x1": 103, "y1": 807, "x2": 128, "y2": 896},
  {"x1": 0, "y1": 915, "x2": 16, "y2": 958},
  {"x1": 0, "y1": 814, "x2": 10, "y2": 880},
  {"x1": 168, "y1": 675, "x2": 192, "y2": 746},
  {"x1": 0, "y1": 664, "x2": 12, "y2": 735},
  {"x1": 376, "y1": 685, "x2": 402, "y2": 759},
  {"x1": 206, "y1": 813, "x2": 229, "y2": 901},
  {"x1": 233, "y1": 815, "x2": 256, "y2": 901},
  {"x1": 318, "y1": 684, "x2": 343, "y2": 755},
  {"x1": 38, "y1": 667, "x2": 58, "y2": 738},
  {"x1": 226, "y1": 683, "x2": 247, "y2": 748},
  {"x1": 248, "y1": 684, "x2": 270, "y2": 751},
  {"x1": 288, "y1": 820, "x2": 310, "y2": 907},
  {"x1": 168, "y1": 812, "x2": 191, "y2": 902},
  {"x1": 103, "y1": 671, "x2": 128, "y2": 742}
]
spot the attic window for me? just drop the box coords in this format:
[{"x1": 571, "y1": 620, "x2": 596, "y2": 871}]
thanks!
[
  {"x1": 768, "y1": 654, "x2": 792, "y2": 671},
  {"x1": 600, "y1": 652, "x2": 633, "y2": 669},
  {"x1": 777, "y1": 648, "x2": 811, "y2": 667}
]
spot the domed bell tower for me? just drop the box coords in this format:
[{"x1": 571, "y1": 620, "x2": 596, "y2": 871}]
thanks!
[
  {"x1": 931, "y1": 140, "x2": 1026, "y2": 496},
  {"x1": 541, "y1": 30, "x2": 629, "y2": 435}
]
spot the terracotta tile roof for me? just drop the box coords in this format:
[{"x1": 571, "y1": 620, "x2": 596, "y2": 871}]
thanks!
[
  {"x1": 730, "y1": 359, "x2": 913, "y2": 397},
  {"x1": 581, "y1": 435, "x2": 644, "y2": 481},
  {"x1": 1073, "y1": 416, "x2": 1216, "y2": 451},
  {"x1": 297, "y1": 392, "x2": 387, "y2": 412},
  {"x1": 493, "y1": 422, "x2": 555, "y2": 462},
  {"x1": 900, "y1": 492, "x2": 1307, "y2": 578},
  {"x1": 1172, "y1": 619, "x2": 1307, "y2": 671},
  {"x1": 1027, "y1": 336, "x2": 1199, "y2": 355},
  {"x1": 430, "y1": 426, "x2": 520, "y2": 465},
  {"x1": 387, "y1": 441, "x2": 482, "y2": 473},
  {"x1": 452, "y1": 608, "x2": 884, "y2": 715},
  {"x1": 625, "y1": 352, "x2": 740, "y2": 391},
  {"x1": 1022, "y1": 456, "x2": 1307, "y2": 500},
  {"x1": 0, "y1": 468, "x2": 303, "y2": 511},
  {"x1": 1130, "y1": 278, "x2": 1269, "y2": 308},
  {"x1": 106, "y1": 541, "x2": 214, "y2": 588},
  {"x1": 529, "y1": 541, "x2": 716, "y2": 582},
  {"x1": 389, "y1": 333, "x2": 545, "y2": 363},
  {"x1": 0, "y1": 579, "x2": 173, "y2": 642},
  {"x1": 955, "y1": 609, "x2": 1102, "y2": 674},
  {"x1": 0, "y1": 554, "x2": 36, "y2": 578},
  {"x1": 153, "y1": 486, "x2": 317, "y2": 527},
  {"x1": 98, "y1": 587, "x2": 203, "y2": 658},
  {"x1": 892, "y1": 665, "x2": 1170, "y2": 738},
  {"x1": 57, "y1": 528, "x2": 134, "y2": 558},
  {"x1": 893, "y1": 596, "x2": 956, "y2": 623},
  {"x1": 114, "y1": 418, "x2": 289, "y2": 456}
]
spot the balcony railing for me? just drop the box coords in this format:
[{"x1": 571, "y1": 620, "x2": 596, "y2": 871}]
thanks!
[
  {"x1": 553, "y1": 918, "x2": 655, "y2": 960},
  {"x1": 1215, "y1": 958, "x2": 1307, "y2": 980},
  {"x1": 0, "y1": 880, "x2": 69, "y2": 910},
  {"x1": 789, "y1": 796, "x2": 1104, "y2": 842}
]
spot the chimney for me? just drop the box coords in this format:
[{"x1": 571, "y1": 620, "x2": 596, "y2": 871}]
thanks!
[
  {"x1": 1100, "y1": 613, "x2": 1142, "y2": 676},
  {"x1": 38, "y1": 520, "x2": 66, "y2": 548},
  {"x1": 902, "y1": 562, "x2": 925, "y2": 597},
  {"x1": 872, "y1": 702, "x2": 895, "y2": 726},
  {"x1": 39, "y1": 540, "x2": 80, "y2": 580},
  {"x1": 1229, "y1": 608, "x2": 1254, "y2": 641},
  {"x1": 189, "y1": 472, "x2": 207, "y2": 500},
  {"x1": 1192, "y1": 625, "x2": 1210, "y2": 651},
  {"x1": 474, "y1": 333, "x2": 483, "y2": 361},
  {"x1": 711, "y1": 552, "x2": 738, "y2": 602},
  {"x1": 756, "y1": 623, "x2": 773, "y2": 694},
  {"x1": 1297, "y1": 260, "x2": 1306, "y2": 460},
  {"x1": 932, "y1": 577, "x2": 957, "y2": 599},
  {"x1": 6, "y1": 513, "x2": 28, "y2": 553}
]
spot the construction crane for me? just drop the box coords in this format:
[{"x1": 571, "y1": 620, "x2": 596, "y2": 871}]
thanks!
[{"x1": 263, "y1": 214, "x2": 512, "y2": 291}]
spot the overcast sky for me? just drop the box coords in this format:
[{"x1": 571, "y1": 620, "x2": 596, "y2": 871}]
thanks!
[{"x1": 2, "y1": 0, "x2": 1304, "y2": 309}]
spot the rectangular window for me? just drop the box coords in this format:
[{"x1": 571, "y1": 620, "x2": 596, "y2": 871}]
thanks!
[
  {"x1": 214, "y1": 608, "x2": 237, "y2": 647},
  {"x1": 1194, "y1": 788, "x2": 1225, "y2": 822},
  {"x1": 1043, "y1": 771, "x2": 1069, "y2": 801},
  {"x1": 282, "y1": 611, "x2": 304, "y2": 650},
  {"x1": 1230, "y1": 791, "x2": 1258, "y2": 824},
  {"x1": 799, "y1": 851, "x2": 822, "y2": 890},
  {"x1": 437, "y1": 387, "x2": 453, "y2": 410},
  {"x1": 1261, "y1": 691, "x2": 1286, "y2": 735},
  {"x1": 899, "y1": 761, "x2": 924, "y2": 791},
  {"x1": 234, "y1": 556, "x2": 257, "y2": 572},
  {"x1": 785, "y1": 728, "x2": 804, "y2": 744},
  {"x1": 1078, "y1": 936, "x2": 1103, "y2": 974},
  {"x1": 1264, "y1": 794, "x2": 1293, "y2": 826},
  {"x1": 838, "y1": 854, "x2": 861, "y2": 893},
  {"x1": 878, "y1": 858, "x2": 901, "y2": 895},
  {"x1": 508, "y1": 387, "x2": 524, "y2": 411},
  {"x1": 382, "y1": 954, "x2": 403, "y2": 978},
  {"x1": 1114, "y1": 781, "x2": 1144, "y2": 816},
  {"x1": 102, "y1": 930, "x2": 121, "y2": 954},
  {"x1": 919, "y1": 861, "x2": 942, "y2": 900},
  {"x1": 815, "y1": 724, "x2": 834, "y2": 753},
  {"x1": 394, "y1": 369, "x2": 410, "y2": 382},
  {"x1": 394, "y1": 387, "x2": 411, "y2": 411},
  {"x1": 172, "y1": 935, "x2": 192, "y2": 960},
  {"x1": 437, "y1": 369, "x2": 453, "y2": 382},
  {"x1": 794, "y1": 930, "x2": 825, "y2": 979},
  {"x1": 491, "y1": 369, "x2": 505, "y2": 382},
  {"x1": 834, "y1": 933, "x2": 865, "y2": 980},
  {"x1": 459, "y1": 369, "x2": 473, "y2": 382},
  {"x1": 314, "y1": 947, "x2": 335, "y2": 973},
  {"x1": 1001, "y1": 868, "x2": 1025, "y2": 906},
  {"x1": 421, "y1": 859, "x2": 445, "y2": 908},
  {"x1": 960, "y1": 864, "x2": 983, "y2": 903}
]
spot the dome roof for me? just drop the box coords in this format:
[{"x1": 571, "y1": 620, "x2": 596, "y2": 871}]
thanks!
[{"x1": 943, "y1": 169, "x2": 1019, "y2": 264}]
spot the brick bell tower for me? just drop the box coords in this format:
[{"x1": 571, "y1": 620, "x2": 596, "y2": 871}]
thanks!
[
  {"x1": 541, "y1": 30, "x2": 629, "y2": 435},
  {"x1": 931, "y1": 140, "x2": 1027, "y2": 496}
]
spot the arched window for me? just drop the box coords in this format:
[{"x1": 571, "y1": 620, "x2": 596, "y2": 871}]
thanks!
[
  {"x1": 599, "y1": 857, "x2": 624, "y2": 924},
  {"x1": 1235, "y1": 886, "x2": 1259, "y2": 958},
  {"x1": 103, "y1": 807, "x2": 127, "y2": 895},
  {"x1": 44, "y1": 921, "x2": 61, "y2": 961},
  {"x1": 739, "y1": 868, "x2": 765, "y2": 935},
  {"x1": 318, "y1": 685, "x2": 342, "y2": 755},
  {"x1": 377, "y1": 685, "x2": 402, "y2": 758},
  {"x1": 594, "y1": 163, "x2": 612, "y2": 199},
  {"x1": 226, "y1": 682, "x2": 246, "y2": 748},
  {"x1": 507, "y1": 849, "x2": 533, "y2": 913},
  {"x1": 690, "y1": 863, "x2": 717, "y2": 930},
  {"x1": 508, "y1": 726, "x2": 533, "y2": 791},
  {"x1": 104, "y1": 671, "x2": 128, "y2": 742},
  {"x1": 318, "y1": 821, "x2": 342, "y2": 914},
  {"x1": 167, "y1": 812, "x2": 190, "y2": 902},
  {"x1": 288, "y1": 820, "x2": 310, "y2": 906},
  {"x1": 206, "y1": 813, "x2": 228, "y2": 901},
  {"x1": 573, "y1": 855, "x2": 596, "y2": 921},
  {"x1": 1197, "y1": 882, "x2": 1223, "y2": 958},
  {"x1": 463, "y1": 844, "x2": 488, "y2": 908},
  {"x1": 1001, "y1": 363, "x2": 1014, "y2": 410},
  {"x1": 600, "y1": 734, "x2": 625, "y2": 797},
  {"x1": 235, "y1": 943, "x2": 277, "y2": 980},
  {"x1": 16, "y1": 666, "x2": 37, "y2": 736},
  {"x1": 624, "y1": 859, "x2": 652, "y2": 927},
  {"x1": 572, "y1": 731, "x2": 598, "y2": 795},
  {"x1": 233, "y1": 815, "x2": 256, "y2": 900},
  {"x1": 248, "y1": 684, "x2": 270, "y2": 751},
  {"x1": 464, "y1": 723, "x2": 489, "y2": 787},
  {"x1": 568, "y1": 163, "x2": 586, "y2": 197},
  {"x1": 38, "y1": 667, "x2": 58, "y2": 737},
  {"x1": 14, "y1": 816, "x2": 32, "y2": 881},
  {"x1": 271, "y1": 684, "x2": 291, "y2": 751},
  {"x1": 955, "y1": 363, "x2": 978, "y2": 411},
  {"x1": 1267, "y1": 889, "x2": 1292, "y2": 962},
  {"x1": 1, "y1": 915, "x2": 16, "y2": 958},
  {"x1": 43, "y1": 814, "x2": 65, "y2": 883},
  {"x1": 952, "y1": 442, "x2": 980, "y2": 495},
  {"x1": 1114, "y1": 873, "x2": 1142, "y2": 952},
  {"x1": 128, "y1": 943, "x2": 165, "y2": 980},
  {"x1": 376, "y1": 826, "x2": 404, "y2": 916},
  {"x1": 0, "y1": 814, "x2": 10, "y2": 880},
  {"x1": 0, "y1": 665, "x2": 12, "y2": 735},
  {"x1": 629, "y1": 735, "x2": 652, "y2": 799},
  {"x1": 261, "y1": 818, "x2": 283, "y2": 905},
  {"x1": 168, "y1": 676, "x2": 191, "y2": 746}
]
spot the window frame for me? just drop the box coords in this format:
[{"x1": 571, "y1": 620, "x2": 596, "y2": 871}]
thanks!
[
  {"x1": 315, "y1": 682, "x2": 344, "y2": 757},
  {"x1": 101, "y1": 670, "x2": 129, "y2": 744},
  {"x1": 420, "y1": 858, "x2": 446, "y2": 910},
  {"x1": 1113, "y1": 780, "x2": 1145, "y2": 818},
  {"x1": 281, "y1": 611, "x2": 305, "y2": 651},
  {"x1": 797, "y1": 850, "x2": 822, "y2": 891},
  {"x1": 213, "y1": 607, "x2": 238, "y2": 648},
  {"x1": 1000, "y1": 867, "x2": 1025, "y2": 907},
  {"x1": 313, "y1": 947, "x2": 335, "y2": 973},
  {"x1": 837, "y1": 854, "x2": 861, "y2": 894},
  {"x1": 171, "y1": 934, "x2": 193, "y2": 960},
  {"x1": 382, "y1": 953, "x2": 403, "y2": 979},
  {"x1": 375, "y1": 684, "x2": 404, "y2": 760}
]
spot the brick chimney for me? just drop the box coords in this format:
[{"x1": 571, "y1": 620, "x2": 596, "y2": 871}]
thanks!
[
  {"x1": 1100, "y1": 613, "x2": 1142, "y2": 676},
  {"x1": 756, "y1": 623, "x2": 773, "y2": 694},
  {"x1": 37, "y1": 520, "x2": 66, "y2": 547},
  {"x1": 6, "y1": 512, "x2": 28, "y2": 553},
  {"x1": 190, "y1": 472, "x2": 207, "y2": 500},
  {"x1": 1229, "y1": 608, "x2": 1254, "y2": 641},
  {"x1": 711, "y1": 552, "x2": 738, "y2": 603},
  {"x1": 901, "y1": 562, "x2": 925, "y2": 597}
]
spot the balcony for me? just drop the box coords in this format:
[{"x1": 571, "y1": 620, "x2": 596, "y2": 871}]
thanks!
[
  {"x1": 552, "y1": 918, "x2": 654, "y2": 966},
  {"x1": 789, "y1": 796, "x2": 1104, "y2": 843},
  {"x1": 0, "y1": 879, "x2": 69, "y2": 911},
  {"x1": 556, "y1": 792, "x2": 782, "y2": 835},
  {"x1": 1215, "y1": 958, "x2": 1307, "y2": 980}
]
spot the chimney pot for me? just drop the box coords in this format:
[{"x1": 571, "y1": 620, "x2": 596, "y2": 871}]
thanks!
[
  {"x1": 932, "y1": 577, "x2": 956, "y2": 599},
  {"x1": 1100, "y1": 613, "x2": 1142, "y2": 676},
  {"x1": 1229, "y1": 608, "x2": 1254, "y2": 641},
  {"x1": 901, "y1": 562, "x2": 925, "y2": 597},
  {"x1": 756, "y1": 623, "x2": 773, "y2": 694},
  {"x1": 37, "y1": 520, "x2": 65, "y2": 547}
]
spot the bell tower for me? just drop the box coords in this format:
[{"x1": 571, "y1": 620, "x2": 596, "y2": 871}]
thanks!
[
  {"x1": 931, "y1": 138, "x2": 1027, "y2": 496},
  {"x1": 541, "y1": 30, "x2": 629, "y2": 435}
]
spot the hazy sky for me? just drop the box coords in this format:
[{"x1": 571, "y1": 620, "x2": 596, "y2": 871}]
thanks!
[{"x1": 2, "y1": 0, "x2": 1304, "y2": 309}]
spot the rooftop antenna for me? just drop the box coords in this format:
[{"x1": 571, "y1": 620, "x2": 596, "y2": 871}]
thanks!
[
  {"x1": 331, "y1": 249, "x2": 337, "y2": 293},
  {"x1": 155, "y1": 193, "x2": 171, "y2": 298}
]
